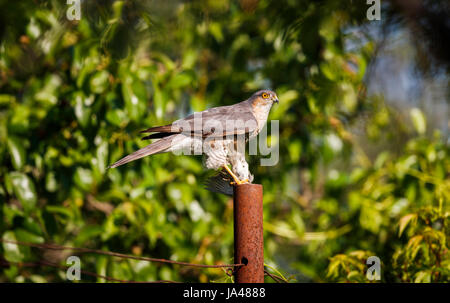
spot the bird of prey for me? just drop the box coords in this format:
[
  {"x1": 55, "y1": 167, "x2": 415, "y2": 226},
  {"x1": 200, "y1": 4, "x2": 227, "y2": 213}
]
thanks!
[{"x1": 108, "y1": 89, "x2": 278, "y2": 189}]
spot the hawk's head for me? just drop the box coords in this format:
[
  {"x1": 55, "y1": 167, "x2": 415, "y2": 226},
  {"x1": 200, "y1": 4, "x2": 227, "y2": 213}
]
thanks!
[{"x1": 250, "y1": 89, "x2": 279, "y2": 105}]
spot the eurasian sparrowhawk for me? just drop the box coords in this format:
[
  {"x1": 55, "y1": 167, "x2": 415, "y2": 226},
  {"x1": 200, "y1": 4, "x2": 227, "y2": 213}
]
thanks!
[{"x1": 108, "y1": 90, "x2": 278, "y2": 190}]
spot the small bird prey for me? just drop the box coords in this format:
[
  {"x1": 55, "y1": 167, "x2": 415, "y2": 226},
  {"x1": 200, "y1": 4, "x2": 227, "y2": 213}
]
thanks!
[{"x1": 108, "y1": 90, "x2": 278, "y2": 189}]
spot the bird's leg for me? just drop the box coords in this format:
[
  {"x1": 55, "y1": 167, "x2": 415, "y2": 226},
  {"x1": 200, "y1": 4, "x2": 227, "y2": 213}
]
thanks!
[
  {"x1": 222, "y1": 165, "x2": 247, "y2": 185},
  {"x1": 236, "y1": 179, "x2": 249, "y2": 184}
]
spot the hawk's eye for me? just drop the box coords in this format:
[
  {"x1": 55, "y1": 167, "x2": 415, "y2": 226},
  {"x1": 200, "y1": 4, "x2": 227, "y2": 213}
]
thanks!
[{"x1": 262, "y1": 93, "x2": 269, "y2": 99}]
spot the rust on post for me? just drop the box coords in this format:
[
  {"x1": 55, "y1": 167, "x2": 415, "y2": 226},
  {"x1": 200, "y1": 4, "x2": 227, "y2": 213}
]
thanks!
[{"x1": 233, "y1": 183, "x2": 264, "y2": 283}]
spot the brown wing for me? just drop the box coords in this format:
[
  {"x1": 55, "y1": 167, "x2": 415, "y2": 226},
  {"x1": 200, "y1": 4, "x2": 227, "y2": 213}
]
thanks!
[{"x1": 141, "y1": 100, "x2": 258, "y2": 140}]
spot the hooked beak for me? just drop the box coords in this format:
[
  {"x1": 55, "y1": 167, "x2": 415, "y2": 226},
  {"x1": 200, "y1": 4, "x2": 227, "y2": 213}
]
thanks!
[{"x1": 273, "y1": 97, "x2": 279, "y2": 104}]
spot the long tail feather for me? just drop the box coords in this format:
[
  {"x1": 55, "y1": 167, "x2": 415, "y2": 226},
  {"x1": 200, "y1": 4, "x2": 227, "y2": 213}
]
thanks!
[
  {"x1": 141, "y1": 132, "x2": 174, "y2": 140},
  {"x1": 108, "y1": 136, "x2": 174, "y2": 169},
  {"x1": 204, "y1": 170, "x2": 233, "y2": 196},
  {"x1": 140, "y1": 125, "x2": 180, "y2": 133}
]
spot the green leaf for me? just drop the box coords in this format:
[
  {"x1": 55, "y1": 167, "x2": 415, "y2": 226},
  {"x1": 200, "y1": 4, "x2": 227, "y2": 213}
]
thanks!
[
  {"x1": 96, "y1": 256, "x2": 108, "y2": 283},
  {"x1": 95, "y1": 140, "x2": 109, "y2": 174},
  {"x1": 74, "y1": 167, "x2": 94, "y2": 191},
  {"x1": 22, "y1": 217, "x2": 44, "y2": 237},
  {"x1": 7, "y1": 136, "x2": 26, "y2": 170},
  {"x1": 208, "y1": 22, "x2": 223, "y2": 42},
  {"x1": 73, "y1": 92, "x2": 94, "y2": 128},
  {"x1": 90, "y1": 70, "x2": 110, "y2": 94},
  {"x1": 152, "y1": 86, "x2": 165, "y2": 119},
  {"x1": 15, "y1": 228, "x2": 44, "y2": 244},
  {"x1": 167, "y1": 73, "x2": 192, "y2": 89},
  {"x1": 74, "y1": 225, "x2": 104, "y2": 245},
  {"x1": 34, "y1": 74, "x2": 61, "y2": 106},
  {"x1": 410, "y1": 108, "x2": 426, "y2": 135},
  {"x1": 398, "y1": 213, "x2": 418, "y2": 237},
  {"x1": 45, "y1": 171, "x2": 58, "y2": 192},
  {"x1": 45, "y1": 205, "x2": 74, "y2": 219},
  {"x1": 2, "y1": 231, "x2": 26, "y2": 262},
  {"x1": 121, "y1": 73, "x2": 146, "y2": 121},
  {"x1": 9, "y1": 172, "x2": 37, "y2": 212},
  {"x1": 106, "y1": 108, "x2": 128, "y2": 127},
  {"x1": 414, "y1": 271, "x2": 431, "y2": 283}
]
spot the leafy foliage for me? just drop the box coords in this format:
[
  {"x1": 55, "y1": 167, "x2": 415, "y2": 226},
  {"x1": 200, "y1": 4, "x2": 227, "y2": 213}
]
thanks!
[
  {"x1": 326, "y1": 134, "x2": 449, "y2": 282},
  {"x1": 0, "y1": 0, "x2": 448, "y2": 282}
]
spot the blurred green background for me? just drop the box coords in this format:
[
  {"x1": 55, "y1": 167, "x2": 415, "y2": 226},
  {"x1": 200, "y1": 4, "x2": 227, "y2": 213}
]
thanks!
[{"x1": 0, "y1": 0, "x2": 448, "y2": 282}]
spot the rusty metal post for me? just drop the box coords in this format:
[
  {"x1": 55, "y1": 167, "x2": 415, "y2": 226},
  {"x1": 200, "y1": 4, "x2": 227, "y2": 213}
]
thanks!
[{"x1": 233, "y1": 183, "x2": 264, "y2": 283}]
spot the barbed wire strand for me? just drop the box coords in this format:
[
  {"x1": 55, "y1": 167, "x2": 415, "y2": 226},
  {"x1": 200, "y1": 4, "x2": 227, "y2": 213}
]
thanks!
[
  {"x1": 0, "y1": 259, "x2": 178, "y2": 283},
  {"x1": 264, "y1": 270, "x2": 288, "y2": 283},
  {"x1": 0, "y1": 239, "x2": 245, "y2": 269},
  {"x1": 0, "y1": 239, "x2": 290, "y2": 283}
]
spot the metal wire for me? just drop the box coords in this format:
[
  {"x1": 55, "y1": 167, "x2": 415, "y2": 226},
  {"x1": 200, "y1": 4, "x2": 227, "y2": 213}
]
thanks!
[
  {"x1": 264, "y1": 270, "x2": 288, "y2": 283},
  {"x1": 0, "y1": 239, "x2": 245, "y2": 269},
  {"x1": 0, "y1": 259, "x2": 178, "y2": 283}
]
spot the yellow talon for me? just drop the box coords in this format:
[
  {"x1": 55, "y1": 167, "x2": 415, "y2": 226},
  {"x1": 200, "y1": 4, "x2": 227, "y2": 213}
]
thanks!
[
  {"x1": 236, "y1": 179, "x2": 249, "y2": 185},
  {"x1": 222, "y1": 165, "x2": 247, "y2": 185}
]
